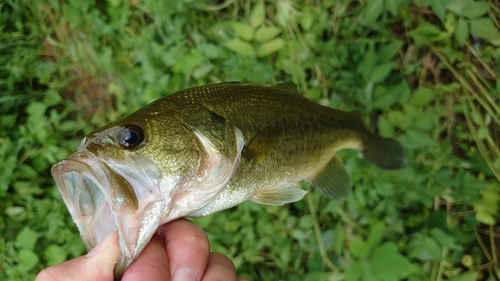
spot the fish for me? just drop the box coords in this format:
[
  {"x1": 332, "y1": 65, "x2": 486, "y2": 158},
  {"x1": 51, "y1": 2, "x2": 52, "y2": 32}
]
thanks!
[{"x1": 51, "y1": 82, "x2": 407, "y2": 279}]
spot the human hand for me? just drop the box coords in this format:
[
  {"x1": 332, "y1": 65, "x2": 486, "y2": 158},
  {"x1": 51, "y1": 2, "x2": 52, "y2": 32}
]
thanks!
[{"x1": 36, "y1": 219, "x2": 251, "y2": 281}]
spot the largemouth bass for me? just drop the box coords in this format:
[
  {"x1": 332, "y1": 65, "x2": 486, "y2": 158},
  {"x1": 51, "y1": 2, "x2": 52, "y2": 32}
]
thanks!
[{"x1": 51, "y1": 82, "x2": 406, "y2": 278}]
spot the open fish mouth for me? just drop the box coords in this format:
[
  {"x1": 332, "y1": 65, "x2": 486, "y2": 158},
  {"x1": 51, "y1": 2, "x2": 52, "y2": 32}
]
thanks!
[{"x1": 51, "y1": 152, "x2": 167, "y2": 276}]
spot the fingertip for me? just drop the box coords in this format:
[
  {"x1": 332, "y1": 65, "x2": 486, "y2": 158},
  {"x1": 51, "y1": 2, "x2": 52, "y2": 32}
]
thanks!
[
  {"x1": 202, "y1": 252, "x2": 238, "y2": 281},
  {"x1": 160, "y1": 219, "x2": 210, "y2": 278},
  {"x1": 35, "y1": 232, "x2": 120, "y2": 281},
  {"x1": 122, "y1": 234, "x2": 169, "y2": 281}
]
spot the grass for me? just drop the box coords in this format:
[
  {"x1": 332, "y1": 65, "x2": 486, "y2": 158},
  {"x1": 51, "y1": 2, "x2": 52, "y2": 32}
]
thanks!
[{"x1": 1, "y1": 0, "x2": 499, "y2": 280}]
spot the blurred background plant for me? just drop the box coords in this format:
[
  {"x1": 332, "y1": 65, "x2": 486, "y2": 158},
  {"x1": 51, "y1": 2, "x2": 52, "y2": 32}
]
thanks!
[{"x1": 1, "y1": 0, "x2": 499, "y2": 280}]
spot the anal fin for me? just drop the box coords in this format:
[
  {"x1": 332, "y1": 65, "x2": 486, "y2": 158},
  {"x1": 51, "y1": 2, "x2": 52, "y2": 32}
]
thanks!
[
  {"x1": 305, "y1": 155, "x2": 351, "y2": 200},
  {"x1": 249, "y1": 183, "x2": 307, "y2": 206}
]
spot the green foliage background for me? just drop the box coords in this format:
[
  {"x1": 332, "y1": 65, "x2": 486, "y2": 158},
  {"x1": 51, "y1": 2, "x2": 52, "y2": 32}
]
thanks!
[{"x1": 1, "y1": 0, "x2": 499, "y2": 280}]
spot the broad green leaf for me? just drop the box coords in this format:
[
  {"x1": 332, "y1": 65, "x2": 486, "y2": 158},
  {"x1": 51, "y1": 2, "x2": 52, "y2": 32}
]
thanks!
[
  {"x1": 281, "y1": 58, "x2": 305, "y2": 77},
  {"x1": 378, "y1": 116, "x2": 395, "y2": 136},
  {"x1": 448, "y1": 271, "x2": 480, "y2": 281},
  {"x1": 475, "y1": 209, "x2": 496, "y2": 225},
  {"x1": 470, "y1": 17, "x2": 500, "y2": 42},
  {"x1": 366, "y1": 221, "x2": 385, "y2": 251},
  {"x1": 254, "y1": 26, "x2": 281, "y2": 43},
  {"x1": 43, "y1": 89, "x2": 62, "y2": 107},
  {"x1": 400, "y1": 130, "x2": 435, "y2": 149},
  {"x1": 408, "y1": 87, "x2": 436, "y2": 106},
  {"x1": 5, "y1": 206, "x2": 25, "y2": 218},
  {"x1": 44, "y1": 245, "x2": 68, "y2": 266},
  {"x1": 250, "y1": 1, "x2": 265, "y2": 28},
  {"x1": 345, "y1": 260, "x2": 363, "y2": 281},
  {"x1": 15, "y1": 229, "x2": 39, "y2": 251},
  {"x1": 18, "y1": 249, "x2": 39, "y2": 272},
  {"x1": 298, "y1": 214, "x2": 314, "y2": 228},
  {"x1": 431, "y1": 228, "x2": 459, "y2": 249},
  {"x1": 230, "y1": 22, "x2": 254, "y2": 41},
  {"x1": 430, "y1": 0, "x2": 447, "y2": 22},
  {"x1": 224, "y1": 39, "x2": 254, "y2": 56},
  {"x1": 359, "y1": 45, "x2": 376, "y2": 81},
  {"x1": 408, "y1": 234, "x2": 442, "y2": 260},
  {"x1": 372, "y1": 242, "x2": 412, "y2": 280},
  {"x1": 26, "y1": 102, "x2": 47, "y2": 121},
  {"x1": 257, "y1": 38, "x2": 285, "y2": 57},
  {"x1": 455, "y1": 18, "x2": 469, "y2": 46},
  {"x1": 350, "y1": 236, "x2": 369, "y2": 258},
  {"x1": 446, "y1": 0, "x2": 468, "y2": 15},
  {"x1": 379, "y1": 40, "x2": 404, "y2": 61},
  {"x1": 192, "y1": 64, "x2": 214, "y2": 79},
  {"x1": 462, "y1": 2, "x2": 490, "y2": 19},
  {"x1": 408, "y1": 22, "x2": 450, "y2": 46},
  {"x1": 369, "y1": 62, "x2": 394, "y2": 83},
  {"x1": 300, "y1": 8, "x2": 313, "y2": 31},
  {"x1": 362, "y1": 0, "x2": 384, "y2": 26},
  {"x1": 386, "y1": 0, "x2": 401, "y2": 16}
]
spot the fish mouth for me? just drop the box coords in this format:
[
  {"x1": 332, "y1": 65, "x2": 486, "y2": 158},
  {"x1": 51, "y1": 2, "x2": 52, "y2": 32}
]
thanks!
[{"x1": 51, "y1": 152, "x2": 167, "y2": 277}]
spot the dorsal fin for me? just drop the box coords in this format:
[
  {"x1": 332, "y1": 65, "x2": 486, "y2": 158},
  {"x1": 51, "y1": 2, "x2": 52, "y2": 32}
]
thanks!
[
  {"x1": 305, "y1": 155, "x2": 352, "y2": 200},
  {"x1": 242, "y1": 124, "x2": 282, "y2": 170},
  {"x1": 272, "y1": 82, "x2": 299, "y2": 94}
]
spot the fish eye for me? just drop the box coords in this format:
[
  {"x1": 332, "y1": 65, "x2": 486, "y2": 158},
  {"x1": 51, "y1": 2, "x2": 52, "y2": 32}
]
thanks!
[{"x1": 117, "y1": 125, "x2": 144, "y2": 148}]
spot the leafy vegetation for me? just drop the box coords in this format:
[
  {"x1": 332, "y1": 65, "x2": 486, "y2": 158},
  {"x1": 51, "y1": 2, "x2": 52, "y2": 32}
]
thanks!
[{"x1": 1, "y1": 0, "x2": 499, "y2": 280}]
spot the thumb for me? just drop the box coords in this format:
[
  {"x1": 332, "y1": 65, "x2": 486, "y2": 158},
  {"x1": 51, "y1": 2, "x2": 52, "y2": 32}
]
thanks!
[{"x1": 36, "y1": 232, "x2": 121, "y2": 281}]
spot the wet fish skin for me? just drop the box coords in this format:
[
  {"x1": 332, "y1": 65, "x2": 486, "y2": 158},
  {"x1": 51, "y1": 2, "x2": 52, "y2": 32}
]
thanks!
[{"x1": 51, "y1": 82, "x2": 406, "y2": 279}]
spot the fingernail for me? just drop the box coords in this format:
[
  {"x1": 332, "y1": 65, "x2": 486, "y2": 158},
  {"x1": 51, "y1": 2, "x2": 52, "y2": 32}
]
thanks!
[
  {"x1": 86, "y1": 232, "x2": 117, "y2": 257},
  {"x1": 172, "y1": 267, "x2": 198, "y2": 281}
]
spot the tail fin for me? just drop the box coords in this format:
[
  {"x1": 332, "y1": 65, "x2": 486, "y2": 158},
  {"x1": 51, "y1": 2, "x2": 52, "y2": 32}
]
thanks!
[{"x1": 362, "y1": 133, "x2": 407, "y2": 170}]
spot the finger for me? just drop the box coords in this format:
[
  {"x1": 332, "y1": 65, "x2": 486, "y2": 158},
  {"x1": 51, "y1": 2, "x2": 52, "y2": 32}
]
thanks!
[
  {"x1": 201, "y1": 252, "x2": 238, "y2": 281},
  {"x1": 122, "y1": 234, "x2": 169, "y2": 281},
  {"x1": 158, "y1": 219, "x2": 210, "y2": 281},
  {"x1": 35, "y1": 232, "x2": 120, "y2": 281}
]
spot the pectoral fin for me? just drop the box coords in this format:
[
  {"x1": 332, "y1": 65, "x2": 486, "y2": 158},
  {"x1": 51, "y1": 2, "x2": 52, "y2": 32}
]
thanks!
[
  {"x1": 305, "y1": 155, "x2": 351, "y2": 200},
  {"x1": 242, "y1": 124, "x2": 282, "y2": 170},
  {"x1": 250, "y1": 183, "x2": 307, "y2": 206}
]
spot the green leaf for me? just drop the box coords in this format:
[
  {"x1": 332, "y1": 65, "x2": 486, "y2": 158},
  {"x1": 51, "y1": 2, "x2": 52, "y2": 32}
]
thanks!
[
  {"x1": 257, "y1": 38, "x2": 285, "y2": 57},
  {"x1": 350, "y1": 236, "x2": 369, "y2": 258},
  {"x1": 430, "y1": 0, "x2": 447, "y2": 22},
  {"x1": 455, "y1": 18, "x2": 469, "y2": 46},
  {"x1": 281, "y1": 59, "x2": 305, "y2": 78},
  {"x1": 408, "y1": 234, "x2": 442, "y2": 260},
  {"x1": 461, "y1": 2, "x2": 490, "y2": 19},
  {"x1": 446, "y1": 0, "x2": 468, "y2": 15},
  {"x1": 470, "y1": 17, "x2": 500, "y2": 42},
  {"x1": 366, "y1": 221, "x2": 385, "y2": 251},
  {"x1": 250, "y1": 1, "x2": 265, "y2": 28},
  {"x1": 408, "y1": 22, "x2": 450, "y2": 46},
  {"x1": 386, "y1": 0, "x2": 401, "y2": 16},
  {"x1": 378, "y1": 116, "x2": 395, "y2": 136},
  {"x1": 448, "y1": 271, "x2": 480, "y2": 281},
  {"x1": 371, "y1": 242, "x2": 412, "y2": 280},
  {"x1": 18, "y1": 249, "x2": 39, "y2": 272},
  {"x1": 369, "y1": 62, "x2": 394, "y2": 83},
  {"x1": 362, "y1": 0, "x2": 384, "y2": 26},
  {"x1": 378, "y1": 40, "x2": 404, "y2": 61},
  {"x1": 408, "y1": 87, "x2": 436, "y2": 106},
  {"x1": 255, "y1": 26, "x2": 281, "y2": 43},
  {"x1": 230, "y1": 22, "x2": 254, "y2": 41},
  {"x1": 15, "y1": 229, "x2": 39, "y2": 251},
  {"x1": 44, "y1": 245, "x2": 68, "y2": 266},
  {"x1": 224, "y1": 39, "x2": 254, "y2": 56},
  {"x1": 345, "y1": 260, "x2": 363, "y2": 281},
  {"x1": 300, "y1": 8, "x2": 313, "y2": 31}
]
